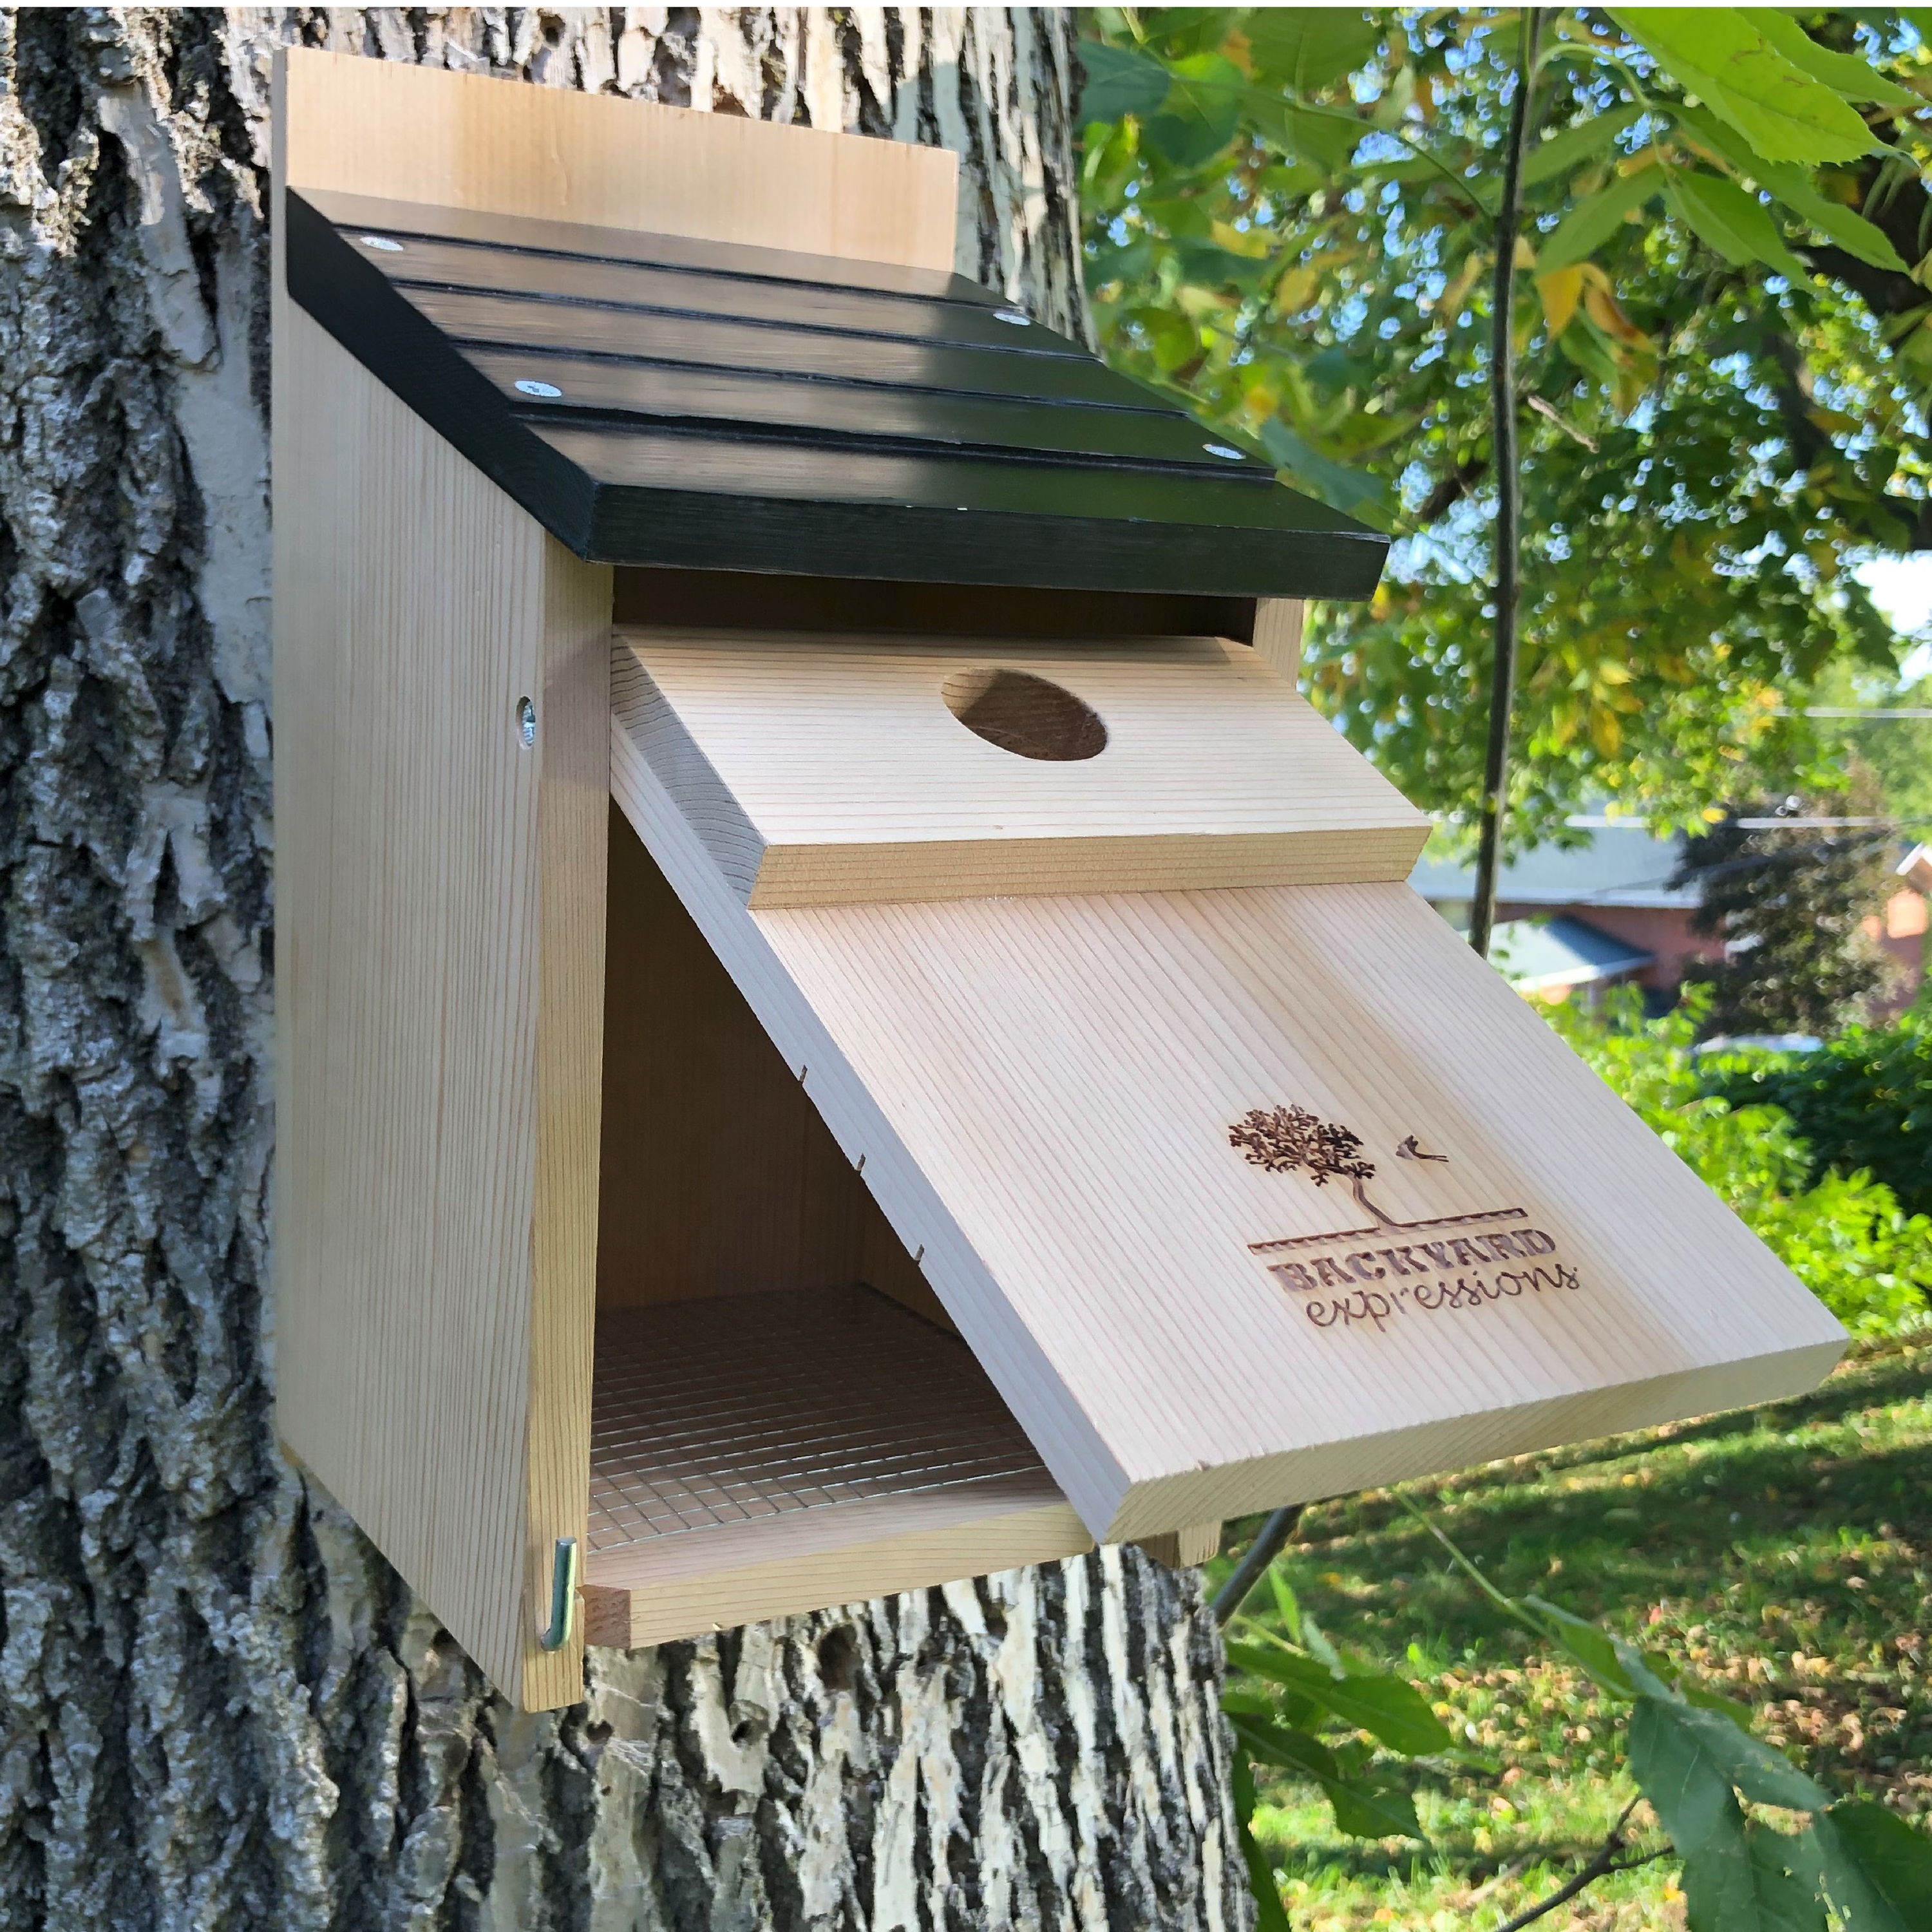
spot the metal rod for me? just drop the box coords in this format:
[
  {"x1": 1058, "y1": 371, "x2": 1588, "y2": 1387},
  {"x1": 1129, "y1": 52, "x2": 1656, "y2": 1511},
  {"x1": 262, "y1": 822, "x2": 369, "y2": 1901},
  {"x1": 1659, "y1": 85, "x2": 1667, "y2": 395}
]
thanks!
[
  {"x1": 539, "y1": 1536, "x2": 579, "y2": 1652},
  {"x1": 1468, "y1": 10, "x2": 1546, "y2": 960},
  {"x1": 1211, "y1": 1506, "x2": 1304, "y2": 1627}
]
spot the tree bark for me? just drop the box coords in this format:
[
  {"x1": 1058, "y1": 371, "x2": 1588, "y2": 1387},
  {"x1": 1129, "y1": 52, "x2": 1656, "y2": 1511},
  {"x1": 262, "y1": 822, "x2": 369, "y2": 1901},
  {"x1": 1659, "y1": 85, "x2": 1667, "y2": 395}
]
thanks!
[{"x1": 0, "y1": 10, "x2": 1246, "y2": 1929}]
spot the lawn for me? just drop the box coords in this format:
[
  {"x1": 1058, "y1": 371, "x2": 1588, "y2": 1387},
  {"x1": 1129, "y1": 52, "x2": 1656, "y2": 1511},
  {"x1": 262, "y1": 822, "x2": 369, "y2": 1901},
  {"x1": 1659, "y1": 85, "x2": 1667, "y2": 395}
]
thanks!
[{"x1": 1206, "y1": 1336, "x2": 1932, "y2": 1931}]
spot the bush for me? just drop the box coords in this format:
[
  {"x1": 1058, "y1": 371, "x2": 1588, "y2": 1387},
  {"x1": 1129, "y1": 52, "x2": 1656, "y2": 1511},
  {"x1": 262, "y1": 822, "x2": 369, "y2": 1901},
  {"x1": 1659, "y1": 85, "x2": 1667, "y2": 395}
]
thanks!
[
  {"x1": 1702, "y1": 1014, "x2": 1932, "y2": 1218},
  {"x1": 1548, "y1": 992, "x2": 1932, "y2": 1338}
]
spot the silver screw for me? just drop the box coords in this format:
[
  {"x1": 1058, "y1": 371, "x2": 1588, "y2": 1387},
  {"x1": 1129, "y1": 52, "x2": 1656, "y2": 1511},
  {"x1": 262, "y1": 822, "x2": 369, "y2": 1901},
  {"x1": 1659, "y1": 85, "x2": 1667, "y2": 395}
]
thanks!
[
  {"x1": 1204, "y1": 443, "x2": 1247, "y2": 460},
  {"x1": 515, "y1": 379, "x2": 563, "y2": 399},
  {"x1": 516, "y1": 697, "x2": 536, "y2": 747},
  {"x1": 359, "y1": 234, "x2": 404, "y2": 252},
  {"x1": 992, "y1": 308, "x2": 1030, "y2": 327}
]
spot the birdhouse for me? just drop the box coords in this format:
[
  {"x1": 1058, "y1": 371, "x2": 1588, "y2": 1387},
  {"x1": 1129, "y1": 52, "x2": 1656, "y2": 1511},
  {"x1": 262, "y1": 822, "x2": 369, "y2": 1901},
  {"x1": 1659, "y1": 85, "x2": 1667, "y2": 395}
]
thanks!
[{"x1": 271, "y1": 49, "x2": 1844, "y2": 1713}]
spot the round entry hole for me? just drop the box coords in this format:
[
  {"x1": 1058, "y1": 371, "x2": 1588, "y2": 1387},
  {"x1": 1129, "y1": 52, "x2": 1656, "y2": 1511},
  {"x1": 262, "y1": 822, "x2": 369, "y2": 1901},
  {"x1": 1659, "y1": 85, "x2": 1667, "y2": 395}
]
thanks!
[{"x1": 941, "y1": 668, "x2": 1107, "y2": 762}]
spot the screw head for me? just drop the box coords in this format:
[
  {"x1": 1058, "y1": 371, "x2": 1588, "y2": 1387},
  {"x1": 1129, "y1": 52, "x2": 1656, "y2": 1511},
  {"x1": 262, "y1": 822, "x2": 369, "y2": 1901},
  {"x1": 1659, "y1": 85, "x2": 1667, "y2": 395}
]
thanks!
[
  {"x1": 1203, "y1": 443, "x2": 1247, "y2": 461},
  {"x1": 515, "y1": 379, "x2": 563, "y2": 399},
  {"x1": 992, "y1": 308, "x2": 1030, "y2": 327},
  {"x1": 359, "y1": 234, "x2": 404, "y2": 252},
  {"x1": 516, "y1": 697, "x2": 536, "y2": 747}
]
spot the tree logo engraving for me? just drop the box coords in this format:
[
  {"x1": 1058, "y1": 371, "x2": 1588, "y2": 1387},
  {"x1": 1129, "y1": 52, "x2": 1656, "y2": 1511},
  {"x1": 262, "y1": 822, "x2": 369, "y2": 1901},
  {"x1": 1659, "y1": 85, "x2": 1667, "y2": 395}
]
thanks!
[{"x1": 1228, "y1": 1104, "x2": 1396, "y2": 1227}]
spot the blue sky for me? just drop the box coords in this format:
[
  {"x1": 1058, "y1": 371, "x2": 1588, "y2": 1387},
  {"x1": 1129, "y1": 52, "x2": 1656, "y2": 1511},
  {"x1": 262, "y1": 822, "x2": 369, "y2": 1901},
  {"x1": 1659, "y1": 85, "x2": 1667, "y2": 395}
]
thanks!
[{"x1": 1856, "y1": 556, "x2": 1932, "y2": 679}]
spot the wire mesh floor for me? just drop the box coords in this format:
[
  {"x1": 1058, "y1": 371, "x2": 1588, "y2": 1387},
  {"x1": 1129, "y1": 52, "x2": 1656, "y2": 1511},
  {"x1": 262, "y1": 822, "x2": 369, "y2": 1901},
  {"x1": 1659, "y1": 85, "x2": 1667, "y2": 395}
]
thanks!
[{"x1": 587, "y1": 1285, "x2": 1048, "y2": 1555}]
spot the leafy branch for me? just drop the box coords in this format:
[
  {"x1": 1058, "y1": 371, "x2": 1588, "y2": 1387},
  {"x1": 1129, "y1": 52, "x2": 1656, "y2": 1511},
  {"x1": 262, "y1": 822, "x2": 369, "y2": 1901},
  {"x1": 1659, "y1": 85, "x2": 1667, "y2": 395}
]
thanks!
[
  {"x1": 1488, "y1": 1798, "x2": 1664, "y2": 1932},
  {"x1": 1215, "y1": 1500, "x2": 1932, "y2": 1932}
]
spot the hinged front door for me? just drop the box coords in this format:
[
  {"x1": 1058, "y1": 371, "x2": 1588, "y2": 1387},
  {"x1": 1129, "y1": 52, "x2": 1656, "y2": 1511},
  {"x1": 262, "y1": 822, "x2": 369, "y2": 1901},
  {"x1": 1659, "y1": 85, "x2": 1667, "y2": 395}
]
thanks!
[{"x1": 609, "y1": 624, "x2": 1843, "y2": 1545}]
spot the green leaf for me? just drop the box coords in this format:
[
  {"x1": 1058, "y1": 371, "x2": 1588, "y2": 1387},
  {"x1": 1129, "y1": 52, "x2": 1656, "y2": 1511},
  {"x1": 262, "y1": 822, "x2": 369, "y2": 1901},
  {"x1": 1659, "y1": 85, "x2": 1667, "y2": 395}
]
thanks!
[
  {"x1": 1633, "y1": 1696, "x2": 1755, "y2": 1860},
  {"x1": 1325, "y1": 1776, "x2": 1425, "y2": 1844},
  {"x1": 1816, "y1": 1802, "x2": 1932, "y2": 1932},
  {"x1": 1683, "y1": 1681, "x2": 1761, "y2": 1736},
  {"x1": 1671, "y1": 171, "x2": 1811, "y2": 279},
  {"x1": 1229, "y1": 1757, "x2": 1295, "y2": 1932},
  {"x1": 1631, "y1": 1698, "x2": 1831, "y2": 1823},
  {"x1": 1220, "y1": 1687, "x2": 1276, "y2": 1719},
  {"x1": 1524, "y1": 105, "x2": 1644, "y2": 186},
  {"x1": 1780, "y1": 193, "x2": 1909, "y2": 274},
  {"x1": 1670, "y1": 102, "x2": 1909, "y2": 273},
  {"x1": 1245, "y1": 10, "x2": 1381, "y2": 95},
  {"x1": 1741, "y1": 1824, "x2": 1832, "y2": 1932},
  {"x1": 1224, "y1": 1643, "x2": 1453, "y2": 1755},
  {"x1": 1738, "y1": 12, "x2": 1922, "y2": 113},
  {"x1": 1233, "y1": 1716, "x2": 1427, "y2": 1842},
  {"x1": 1076, "y1": 41, "x2": 1171, "y2": 126},
  {"x1": 1608, "y1": 10, "x2": 1876, "y2": 166},
  {"x1": 1267, "y1": 1566, "x2": 1305, "y2": 1645},
  {"x1": 1257, "y1": 420, "x2": 1387, "y2": 515},
  {"x1": 1536, "y1": 169, "x2": 1663, "y2": 272},
  {"x1": 1520, "y1": 1595, "x2": 1642, "y2": 1698},
  {"x1": 1229, "y1": 1713, "x2": 1340, "y2": 1781},
  {"x1": 1142, "y1": 53, "x2": 1244, "y2": 166},
  {"x1": 1265, "y1": 100, "x2": 1366, "y2": 175}
]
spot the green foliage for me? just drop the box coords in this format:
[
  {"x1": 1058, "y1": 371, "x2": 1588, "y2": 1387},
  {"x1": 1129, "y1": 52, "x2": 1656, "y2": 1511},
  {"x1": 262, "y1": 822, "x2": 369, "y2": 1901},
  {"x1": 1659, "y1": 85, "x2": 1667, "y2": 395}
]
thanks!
[
  {"x1": 1078, "y1": 8, "x2": 1930, "y2": 844},
  {"x1": 1705, "y1": 1014, "x2": 1932, "y2": 1217},
  {"x1": 1225, "y1": 1493, "x2": 1932, "y2": 1932},
  {"x1": 1671, "y1": 796, "x2": 1904, "y2": 1037},
  {"x1": 1547, "y1": 990, "x2": 1932, "y2": 1337},
  {"x1": 1221, "y1": 1579, "x2": 1454, "y2": 1848}
]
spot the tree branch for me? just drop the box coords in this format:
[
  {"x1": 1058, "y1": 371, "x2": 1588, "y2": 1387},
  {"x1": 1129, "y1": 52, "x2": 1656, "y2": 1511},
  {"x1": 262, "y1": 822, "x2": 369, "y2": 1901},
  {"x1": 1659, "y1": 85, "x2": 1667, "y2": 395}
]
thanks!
[
  {"x1": 1488, "y1": 1800, "x2": 1668, "y2": 1932},
  {"x1": 1416, "y1": 454, "x2": 1489, "y2": 526}
]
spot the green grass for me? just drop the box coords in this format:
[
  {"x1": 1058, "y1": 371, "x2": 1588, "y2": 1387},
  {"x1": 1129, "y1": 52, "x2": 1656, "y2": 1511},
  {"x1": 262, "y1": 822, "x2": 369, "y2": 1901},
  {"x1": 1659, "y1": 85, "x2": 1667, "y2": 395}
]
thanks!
[{"x1": 1206, "y1": 1337, "x2": 1932, "y2": 1931}]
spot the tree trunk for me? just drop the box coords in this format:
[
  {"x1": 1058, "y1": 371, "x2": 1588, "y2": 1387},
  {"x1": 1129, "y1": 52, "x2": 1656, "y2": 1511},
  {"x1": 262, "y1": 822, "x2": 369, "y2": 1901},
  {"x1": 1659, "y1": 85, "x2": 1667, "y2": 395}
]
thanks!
[{"x1": 0, "y1": 10, "x2": 1247, "y2": 1929}]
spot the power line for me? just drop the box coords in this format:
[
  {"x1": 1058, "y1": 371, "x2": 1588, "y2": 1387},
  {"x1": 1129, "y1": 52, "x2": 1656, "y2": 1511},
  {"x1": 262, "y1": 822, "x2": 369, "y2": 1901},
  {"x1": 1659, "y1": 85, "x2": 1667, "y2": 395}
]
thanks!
[{"x1": 1779, "y1": 706, "x2": 1932, "y2": 719}]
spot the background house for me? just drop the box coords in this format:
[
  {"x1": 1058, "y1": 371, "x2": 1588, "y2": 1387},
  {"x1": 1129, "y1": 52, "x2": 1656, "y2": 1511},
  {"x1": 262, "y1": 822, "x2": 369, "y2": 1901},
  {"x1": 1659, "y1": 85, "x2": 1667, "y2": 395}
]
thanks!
[{"x1": 1412, "y1": 819, "x2": 1929, "y2": 1018}]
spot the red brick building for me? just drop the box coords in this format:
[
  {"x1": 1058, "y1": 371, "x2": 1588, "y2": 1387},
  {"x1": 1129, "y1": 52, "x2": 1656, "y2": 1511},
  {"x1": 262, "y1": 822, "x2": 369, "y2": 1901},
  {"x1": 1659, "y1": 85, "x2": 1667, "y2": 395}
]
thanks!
[{"x1": 1410, "y1": 822, "x2": 1928, "y2": 1020}]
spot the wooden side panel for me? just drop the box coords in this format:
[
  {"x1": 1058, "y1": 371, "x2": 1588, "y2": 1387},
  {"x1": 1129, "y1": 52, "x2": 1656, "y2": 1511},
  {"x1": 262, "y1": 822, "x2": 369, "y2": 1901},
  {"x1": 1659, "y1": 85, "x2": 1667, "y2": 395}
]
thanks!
[
  {"x1": 1252, "y1": 598, "x2": 1304, "y2": 685},
  {"x1": 614, "y1": 630, "x2": 1431, "y2": 905},
  {"x1": 273, "y1": 129, "x2": 609, "y2": 1702},
  {"x1": 522, "y1": 547, "x2": 612, "y2": 1710},
  {"x1": 597, "y1": 808, "x2": 954, "y2": 1331},
  {"x1": 281, "y1": 46, "x2": 958, "y2": 271}
]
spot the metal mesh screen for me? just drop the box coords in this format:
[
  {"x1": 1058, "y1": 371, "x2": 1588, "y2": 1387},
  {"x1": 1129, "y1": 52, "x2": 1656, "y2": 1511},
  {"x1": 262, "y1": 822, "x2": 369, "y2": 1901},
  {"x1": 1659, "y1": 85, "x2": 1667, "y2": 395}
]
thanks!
[{"x1": 587, "y1": 1285, "x2": 1047, "y2": 1554}]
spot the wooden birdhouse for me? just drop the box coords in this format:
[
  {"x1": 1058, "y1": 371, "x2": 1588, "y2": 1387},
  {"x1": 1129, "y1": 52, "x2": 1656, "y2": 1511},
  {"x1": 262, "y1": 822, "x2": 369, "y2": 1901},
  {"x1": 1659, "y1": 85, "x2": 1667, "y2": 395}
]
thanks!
[{"x1": 271, "y1": 50, "x2": 1845, "y2": 1712}]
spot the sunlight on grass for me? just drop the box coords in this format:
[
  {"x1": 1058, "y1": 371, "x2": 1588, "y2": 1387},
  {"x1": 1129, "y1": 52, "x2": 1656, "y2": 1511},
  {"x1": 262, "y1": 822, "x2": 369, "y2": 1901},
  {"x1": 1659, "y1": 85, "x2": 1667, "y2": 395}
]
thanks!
[{"x1": 1209, "y1": 1338, "x2": 1932, "y2": 1929}]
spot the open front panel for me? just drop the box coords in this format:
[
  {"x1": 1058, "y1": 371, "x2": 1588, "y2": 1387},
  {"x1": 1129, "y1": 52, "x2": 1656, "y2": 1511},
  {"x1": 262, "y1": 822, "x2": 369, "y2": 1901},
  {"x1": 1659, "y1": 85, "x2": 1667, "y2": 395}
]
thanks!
[
  {"x1": 585, "y1": 809, "x2": 1089, "y2": 1647},
  {"x1": 616, "y1": 627, "x2": 1429, "y2": 905},
  {"x1": 611, "y1": 627, "x2": 1846, "y2": 1548}
]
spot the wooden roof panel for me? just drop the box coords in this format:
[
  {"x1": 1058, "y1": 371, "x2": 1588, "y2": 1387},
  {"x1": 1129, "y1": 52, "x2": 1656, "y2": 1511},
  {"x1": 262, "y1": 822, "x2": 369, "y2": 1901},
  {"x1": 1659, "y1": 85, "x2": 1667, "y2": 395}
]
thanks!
[{"x1": 285, "y1": 185, "x2": 1390, "y2": 596}]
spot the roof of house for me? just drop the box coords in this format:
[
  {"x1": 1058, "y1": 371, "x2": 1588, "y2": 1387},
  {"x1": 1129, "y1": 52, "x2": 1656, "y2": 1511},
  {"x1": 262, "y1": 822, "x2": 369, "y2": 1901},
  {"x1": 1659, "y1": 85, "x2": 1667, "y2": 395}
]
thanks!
[
  {"x1": 285, "y1": 186, "x2": 1388, "y2": 596},
  {"x1": 1409, "y1": 819, "x2": 1698, "y2": 910},
  {"x1": 1490, "y1": 915, "x2": 1656, "y2": 994}
]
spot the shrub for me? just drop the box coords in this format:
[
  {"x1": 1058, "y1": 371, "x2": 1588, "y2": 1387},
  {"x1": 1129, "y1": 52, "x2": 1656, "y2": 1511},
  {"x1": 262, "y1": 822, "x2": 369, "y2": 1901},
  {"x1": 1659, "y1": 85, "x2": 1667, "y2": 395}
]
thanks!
[
  {"x1": 1548, "y1": 992, "x2": 1932, "y2": 1338},
  {"x1": 1703, "y1": 1014, "x2": 1932, "y2": 1217}
]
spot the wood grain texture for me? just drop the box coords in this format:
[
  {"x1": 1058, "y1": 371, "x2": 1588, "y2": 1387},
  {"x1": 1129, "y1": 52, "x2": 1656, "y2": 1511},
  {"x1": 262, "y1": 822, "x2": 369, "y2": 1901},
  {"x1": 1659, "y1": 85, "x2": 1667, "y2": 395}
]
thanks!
[
  {"x1": 280, "y1": 45, "x2": 958, "y2": 270},
  {"x1": 270, "y1": 292, "x2": 608, "y2": 1709},
  {"x1": 1252, "y1": 598, "x2": 1305, "y2": 685},
  {"x1": 582, "y1": 1482, "x2": 1090, "y2": 1649},
  {"x1": 1135, "y1": 1524, "x2": 1223, "y2": 1571},
  {"x1": 611, "y1": 678, "x2": 1843, "y2": 1546},
  {"x1": 612, "y1": 629, "x2": 1430, "y2": 905},
  {"x1": 273, "y1": 51, "x2": 609, "y2": 1710},
  {"x1": 597, "y1": 804, "x2": 949, "y2": 1331}
]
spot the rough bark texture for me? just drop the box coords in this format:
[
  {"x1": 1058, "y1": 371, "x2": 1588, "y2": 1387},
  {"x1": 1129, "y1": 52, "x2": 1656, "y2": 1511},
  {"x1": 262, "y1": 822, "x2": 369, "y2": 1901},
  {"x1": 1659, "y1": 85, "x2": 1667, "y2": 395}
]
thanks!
[{"x1": 0, "y1": 11, "x2": 1248, "y2": 1929}]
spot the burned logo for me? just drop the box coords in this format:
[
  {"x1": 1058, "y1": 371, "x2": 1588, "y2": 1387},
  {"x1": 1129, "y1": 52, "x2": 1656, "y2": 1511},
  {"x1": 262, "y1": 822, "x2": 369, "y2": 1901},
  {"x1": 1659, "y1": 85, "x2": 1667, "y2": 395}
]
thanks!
[{"x1": 1230, "y1": 1104, "x2": 1580, "y2": 1333}]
